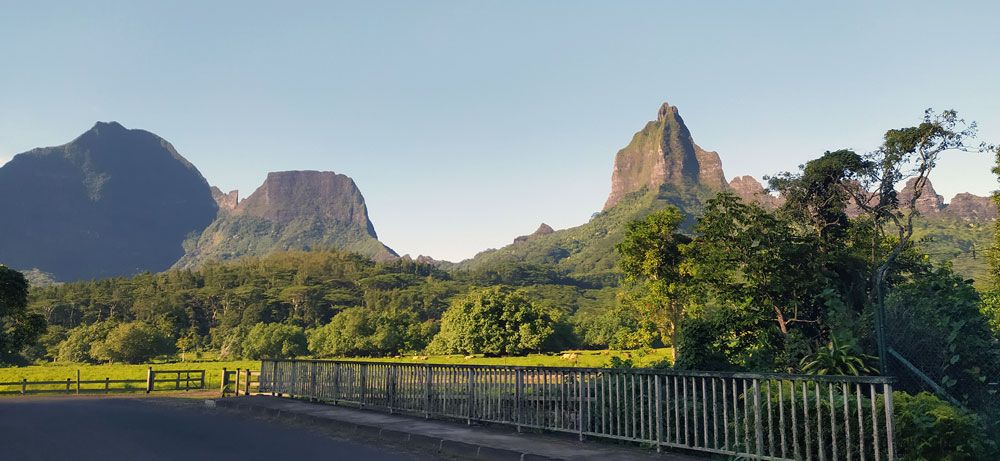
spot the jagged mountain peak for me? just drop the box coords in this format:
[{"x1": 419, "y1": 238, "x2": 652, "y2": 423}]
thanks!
[{"x1": 604, "y1": 102, "x2": 727, "y2": 210}]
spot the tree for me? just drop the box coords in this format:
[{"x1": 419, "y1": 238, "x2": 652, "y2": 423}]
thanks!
[
  {"x1": 242, "y1": 323, "x2": 307, "y2": 359},
  {"x1": 614, "y1": 207, "x2": 690, "y2": 347},
  {"x1": 90, "y1": 321, "x2": 173, "y2": 364},
  {"x1": 428, "y1": 286, "x2": 554, "y2": 356},
  {"x1": 846, "y1": 110, "x2": 989, "y2": 371},
  {"x1": 56, "y1": 322, "x2": 114, "y2": 363},
  {"x1": 0, "y1": 265, "x2": 45, "y2": 363}
]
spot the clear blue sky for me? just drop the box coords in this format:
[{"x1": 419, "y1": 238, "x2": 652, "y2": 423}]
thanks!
[{"x1": 1, "y1": 1, "x2": 998, "y2": 261}]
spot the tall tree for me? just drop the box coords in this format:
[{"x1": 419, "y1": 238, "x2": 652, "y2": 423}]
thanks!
[
  {"x1": 614, "y1": 207, "x2": 690, "y2": 347},
  {"x1": 847, "y1": 110, "x2": 989, "y2": 372},
  {"x1": 0, "y1": 265, "x2": 46, "y2": 363}
]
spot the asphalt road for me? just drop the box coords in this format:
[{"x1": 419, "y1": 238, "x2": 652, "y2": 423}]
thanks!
[{"x1": 0, "y1": 396, "x2": 435, "y2": 461}]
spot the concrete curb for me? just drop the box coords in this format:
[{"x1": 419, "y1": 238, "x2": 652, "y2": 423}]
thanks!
[{"x1": 213, "y1": 398, "x2": 558, "y2": 460}]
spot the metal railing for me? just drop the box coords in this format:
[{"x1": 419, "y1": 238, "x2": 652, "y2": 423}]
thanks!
[{"x1": 259, "y1": 359, "x2": 895, "y2": 460}]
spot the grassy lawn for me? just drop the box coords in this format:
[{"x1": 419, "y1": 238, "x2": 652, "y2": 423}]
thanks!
[
  {"x1": 0, "y1": 359, "x2": 258, "y2": 395},
  {"x1": 0, "y1": 348, "x2": 672, "y2": 395}
]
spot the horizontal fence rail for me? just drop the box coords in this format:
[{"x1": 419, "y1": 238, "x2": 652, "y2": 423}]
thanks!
[
  {"x1": 259, "y1": 360, "x2": 895, "y2": 460},
  {"x1": 221, "y1": 368, "x2": 260, "y2": 397},
  {"x1": 0, "y1": 368, "x2": 206, "y2": 396}
]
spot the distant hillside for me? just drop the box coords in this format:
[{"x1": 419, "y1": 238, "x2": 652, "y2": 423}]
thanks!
[
  {"x1": 0, "y1": 122, "x2": 217, "y2": 281},
  {"x1": 176, "y1": 170, "x2": 397, "y2": 268}
]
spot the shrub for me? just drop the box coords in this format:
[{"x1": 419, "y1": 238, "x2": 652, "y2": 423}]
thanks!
[
  {"x1": 894, "y1": 391, "x2": 997, "y2": 460},
  {"x1": 242, "y1": 323, "x2": 307, "y2": 359},
  {"x1": 56, "y1": 322, "x2": 115, "y2": 363},
  {"x1": 427, "y1": 286, "x2": 554, "y2": 356},
  {"x1": 90, "y1": 322, "x2": 173, "y2": 364}
]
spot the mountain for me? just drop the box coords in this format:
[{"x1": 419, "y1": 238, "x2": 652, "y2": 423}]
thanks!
[
  {"x1": 728, "y1": 175, "x2": 783, "y2": 208},
  {"x1": 604, "y1": 102, "x2": 727, "y2": 210},
  {"x1": 175, "y1": 170, "x2": 396, "y2": 268},
  {"x1": 0, "y1": 122, "x2": 218, "y2": 281},
  {"x1": 458, "y1": 102, "x2": 727, "y2": 280}
]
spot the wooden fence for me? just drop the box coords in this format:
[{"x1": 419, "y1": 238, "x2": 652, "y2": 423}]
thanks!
[
  {"x1": 220, "y1": 368, "x2": 260, "y2": 397},
  {"x1": 0, "y1": 368, "x2": 205, "y2": 396},
  {"x1": 260, "y1": 359, "x2": 897, "y2": 461}
]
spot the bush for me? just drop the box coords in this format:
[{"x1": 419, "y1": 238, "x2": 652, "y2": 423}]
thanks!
[
  {"x1": 90, "y1": 322, "x2": 173, "y2": 364},
  {"x1": 427, "y1": 286, "x2": 554, "y2": 356},
  {"x1": 894, "y1": 391, "x2": 997, "y2": 460},
  {"x1": 56, "y1": 322, "x2": 115, "y2": 363},
  {"x1": 308, "y1": 306, "x2": 434, "y2": 357},
  {"x1": 242, "y1": 323, "x2": 307, "y2": 359}
]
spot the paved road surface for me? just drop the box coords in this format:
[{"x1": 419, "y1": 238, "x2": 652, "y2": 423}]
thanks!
[{"x1": 0, "y1": 396, "x2": 434, "y2": 461}]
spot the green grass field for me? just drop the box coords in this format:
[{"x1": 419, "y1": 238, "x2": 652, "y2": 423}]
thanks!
[
  {"x1": 0, "y1": 348, "x2": 672, "y2": 395},
  {"x1": 0, "y1": 359, "x2": 258, "y2": 395}
]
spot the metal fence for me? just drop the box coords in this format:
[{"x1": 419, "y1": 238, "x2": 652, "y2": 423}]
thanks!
[{"x1": 259, "y1": 359, "x2": 895, "y2": 460}]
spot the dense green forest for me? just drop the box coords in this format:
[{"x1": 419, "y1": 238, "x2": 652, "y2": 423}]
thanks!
[{"x1": 17, "y1": 250, "x2": 622, "y2": 364}]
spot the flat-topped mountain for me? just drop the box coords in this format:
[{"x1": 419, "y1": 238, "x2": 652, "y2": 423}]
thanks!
[
  {"x1": 0, "y1": 122, "x2": 217, "y2": 280},
  {"x1": 175, "y1": 170, "x2": 396, "y2": 268}
]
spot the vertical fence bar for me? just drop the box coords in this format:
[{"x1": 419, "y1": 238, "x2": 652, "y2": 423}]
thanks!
[
  {"x1": 817, "y1": 382, "x2": 826, "y2": 461},
  {"x1": 883, "y1": 383, "x2": 895, "y2": 461},
  {"x1": 655, "y1": 374, "x2": 663, "y2": 452},
  {"x1": 753, "y1": 379, "x2": 763, "y2": 458},
  {"x1": 871, "y1": 384, "x2": 881, "y2": 461},
  {"x1": 578, "y1": 371, "x2": 585, "y2": 441},
  {"x1": 515, "y1": 369, "x2": 523, "y2": 433}
]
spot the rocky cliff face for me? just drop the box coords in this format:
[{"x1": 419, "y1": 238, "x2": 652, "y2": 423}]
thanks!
[
  {"x1": 945, "y1": 193, "x2": 997, "y2": 220},
  {"x1": 895, "y1": 178, "x2": 994, "y2": 220},
  {"x1": 728, "y1": 175, "x2": 784, "y2": 208},
  {"x1": 0, "y1": 122, "x2": 218, "y2": 281},
  {"x1": 176, "y1": 170, "x2": 396, "y2": 267},
  {"x1": 898, "y1": 177, "x2": 945, "y2": 215},
  {"x1": 604, "y1": 103, "x2": 727, "y2": 210},
  {"x1": 211, "y1": 186, "x2": 239, "y2": 211},
  {"x1": 513, "y1": 223, "x2": 555, "y2": 244}
]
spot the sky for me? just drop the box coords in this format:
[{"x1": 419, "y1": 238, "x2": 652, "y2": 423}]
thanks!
[{"x1": 1, "y1": 1, "x2": 998, "y2": 261}]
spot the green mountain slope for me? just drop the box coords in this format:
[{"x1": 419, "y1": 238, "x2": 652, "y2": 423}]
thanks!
[{"x1": 456, "y1": 102, "x2": 726, "y2": 281}]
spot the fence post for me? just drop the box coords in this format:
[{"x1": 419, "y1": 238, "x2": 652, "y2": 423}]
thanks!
[
  {"x1": 515, "y1": 369, "x2": 524, "y2": 433},
  {"x1": 884, "y1": 382, "x2": 896, "y2": 461},
  {"x1": 388, "y1": 364, "x2": 397, "y2": 414},
  {"x1": 65, "y1": 378, "x2": 71, "y2": 395},
  {"x1": 245, "y1": 369, "x2": 251, "y2": 395},
  {"x1": 105, "y1": 377, "x2": 110, "y2": 394},
  {"x1": 424, "y1": 365, "x2": 432, "y2": 419},
  {"x1": 578, "y1": 371, "x2": 585, "y2": 442},
  {"x1": 359, "y1": 363, "x2": 367, "y2": 407},
  {"x1": 234, "y1": 368, "x2": 241, "y2": 396},
  {"x1": 310, "y1": 361, "x2": 317, "y2": 401},
  {"x1": 146, "y1": 367, "x2": 154, "y2": 394},
  {"x1": 466, "y1": 368, "x2": 474, "y2": 425},
  {"x1": 76, "y1": 369, "x2": 81, "y2": 395},
  {"x1": 21, "y1": 378, "x2": 26, "y2": 395},
  {"x1": 221, "y1": 367, "x2": 228, "y2": 397},
  {"x1": 655, "y1": 374, "x2": 663, "y2": 452},
  {"x1": 334, "y1": 362, "x2": 341, "y2": 403}
]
